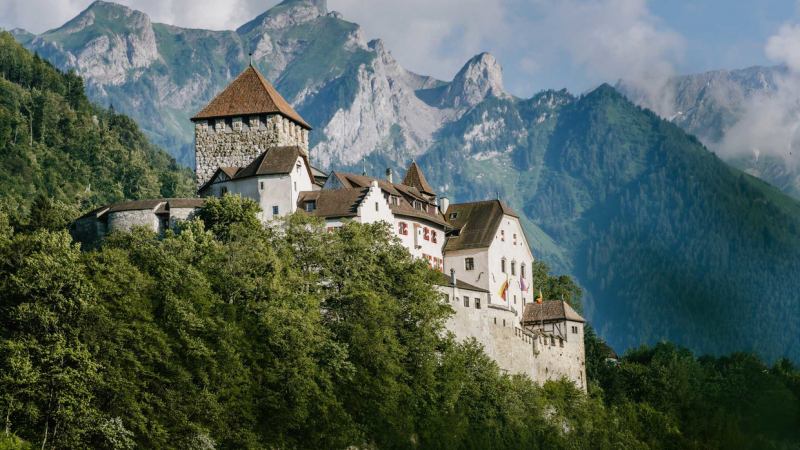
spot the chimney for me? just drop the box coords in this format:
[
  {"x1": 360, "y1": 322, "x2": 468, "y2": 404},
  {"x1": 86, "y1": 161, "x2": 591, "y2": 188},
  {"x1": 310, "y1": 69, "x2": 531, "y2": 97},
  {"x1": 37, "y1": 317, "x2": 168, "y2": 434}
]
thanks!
[
  {"x1": 439, "y1": 196, "x2": 450, "y2": 214},
  {"x1": 450, "y1": 268, "x2": 456, "y2": 286},
  {"x1": 385, "y1": 167, "x2": 393, "y2": 183}
]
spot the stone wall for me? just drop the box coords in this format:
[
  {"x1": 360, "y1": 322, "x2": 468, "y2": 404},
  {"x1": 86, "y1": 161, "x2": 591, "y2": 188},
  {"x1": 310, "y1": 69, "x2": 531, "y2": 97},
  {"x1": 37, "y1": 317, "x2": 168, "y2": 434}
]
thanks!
[
  {"x1": 441, "y1": 285, "x2": 538, "y2": 380},
  {"x1": 106, "y1": 210, "x2": 161, "y2": 234},
  {"x1": 531, "y1": 321, "x2": 587, "y2": 390},
  {"x1": 194, "y1": 114, "x2": 309, "y2": 187}
]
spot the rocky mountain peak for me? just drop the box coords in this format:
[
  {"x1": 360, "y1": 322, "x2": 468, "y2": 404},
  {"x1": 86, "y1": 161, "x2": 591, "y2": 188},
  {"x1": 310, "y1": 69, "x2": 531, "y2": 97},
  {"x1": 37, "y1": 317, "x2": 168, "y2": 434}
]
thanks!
[
  {"x1": 238, "y1": 0, "x2": 327, "y2": 34},
  {"x1": 440, "y1": 52, "x2": 506, "y2": 109}
]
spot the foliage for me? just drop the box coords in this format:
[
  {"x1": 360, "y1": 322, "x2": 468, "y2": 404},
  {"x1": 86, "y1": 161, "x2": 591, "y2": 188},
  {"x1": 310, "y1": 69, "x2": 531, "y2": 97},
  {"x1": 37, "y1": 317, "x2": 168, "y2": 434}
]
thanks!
[
  {"x1": 0, "y1": 199, "x2": 798, "y2": 448},
  {"x1": 0, "y1": 31, "x2": 194, "y2": 228}
]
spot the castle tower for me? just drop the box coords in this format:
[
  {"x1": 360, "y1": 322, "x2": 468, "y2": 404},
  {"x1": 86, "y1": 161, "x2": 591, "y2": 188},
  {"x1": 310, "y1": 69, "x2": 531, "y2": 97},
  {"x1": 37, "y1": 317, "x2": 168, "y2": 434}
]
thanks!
[{"x1": 191, "y1": 64, "x2": 312, "y2": 187}]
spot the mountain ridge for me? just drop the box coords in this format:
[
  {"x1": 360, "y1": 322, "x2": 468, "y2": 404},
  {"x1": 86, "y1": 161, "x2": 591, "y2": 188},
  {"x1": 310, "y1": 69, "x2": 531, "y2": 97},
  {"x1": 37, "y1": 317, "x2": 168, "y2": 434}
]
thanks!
[{"x1": 12, "y1": 1, "x2": 800, "y2": 363}]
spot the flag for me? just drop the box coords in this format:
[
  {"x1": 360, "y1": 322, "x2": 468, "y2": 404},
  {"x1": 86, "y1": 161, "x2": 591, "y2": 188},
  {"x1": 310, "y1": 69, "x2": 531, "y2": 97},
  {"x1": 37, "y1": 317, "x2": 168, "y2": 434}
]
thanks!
[
  {"x1": 535, "y1": 289, "x2": 543, "y2": 304},
  {"x1": 498, "y1": 277, "x2": 509, "y2": 300},
  {"x1": 519, "y1": 276, "x2": 528, "y2": 292}
]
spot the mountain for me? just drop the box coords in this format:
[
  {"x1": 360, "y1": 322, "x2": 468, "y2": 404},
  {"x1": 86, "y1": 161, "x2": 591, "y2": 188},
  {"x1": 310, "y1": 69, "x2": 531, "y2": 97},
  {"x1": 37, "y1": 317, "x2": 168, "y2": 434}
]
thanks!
[
  {"x1": 617, "y1": 65, "x2": 800, "y2": 198},
  {"x1": 12, "y1": 0, "x2": 800, "y2": 362},
  {"x1": 0, "y1": 31, "x2": 193, "y2": 222}
]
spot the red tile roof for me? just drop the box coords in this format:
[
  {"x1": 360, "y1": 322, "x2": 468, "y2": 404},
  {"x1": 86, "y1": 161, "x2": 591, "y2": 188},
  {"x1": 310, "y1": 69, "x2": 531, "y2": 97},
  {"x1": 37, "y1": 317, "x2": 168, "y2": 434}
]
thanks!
[{"x1": 191, "y1": 65, "x2": 311, "y2": 129}]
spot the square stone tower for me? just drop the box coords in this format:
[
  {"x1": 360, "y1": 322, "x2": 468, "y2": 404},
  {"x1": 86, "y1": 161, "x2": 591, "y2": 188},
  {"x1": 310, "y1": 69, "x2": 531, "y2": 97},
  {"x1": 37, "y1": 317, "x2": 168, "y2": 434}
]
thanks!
[{"x1": 191, "y1": 64, "x2": 312, "y2": 187}]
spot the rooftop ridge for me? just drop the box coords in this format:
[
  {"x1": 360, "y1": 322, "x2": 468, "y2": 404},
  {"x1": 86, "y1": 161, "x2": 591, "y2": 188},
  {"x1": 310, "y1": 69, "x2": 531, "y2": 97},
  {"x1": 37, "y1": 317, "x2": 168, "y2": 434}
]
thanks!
[{"x1": 191, "y1": 65, "x2": 311, "y2": 129}]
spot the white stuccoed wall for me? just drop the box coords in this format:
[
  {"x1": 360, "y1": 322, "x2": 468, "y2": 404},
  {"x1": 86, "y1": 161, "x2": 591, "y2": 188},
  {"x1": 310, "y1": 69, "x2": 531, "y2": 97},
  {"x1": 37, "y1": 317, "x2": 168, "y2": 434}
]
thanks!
[
  {"x1": 394, "y1": 216, "x2": 445, "y2": 268},
  {"x1": 487, "y1": 215, "x2": 535, "y2": 316}
]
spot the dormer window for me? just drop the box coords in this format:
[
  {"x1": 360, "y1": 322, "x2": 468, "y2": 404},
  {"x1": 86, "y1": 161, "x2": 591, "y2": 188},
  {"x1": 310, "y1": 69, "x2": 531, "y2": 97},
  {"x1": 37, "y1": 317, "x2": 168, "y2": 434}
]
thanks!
[
  {"x1": 304, "y1": 200, "x2": 316, "y2": 212},
  {"x1": 449, "y1": 212, "x2": 458, "y2": 220}
]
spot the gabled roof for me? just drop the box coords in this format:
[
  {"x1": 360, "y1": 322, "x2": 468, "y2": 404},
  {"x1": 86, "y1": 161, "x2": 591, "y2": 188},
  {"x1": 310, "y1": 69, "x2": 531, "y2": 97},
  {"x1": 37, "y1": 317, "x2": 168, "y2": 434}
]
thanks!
[
  {"x1": 198, "y1": 146, "x2": 313, "y2": 194},
  {"x1": 297, "y1": 188, "x2": 368, "y2": 219},
  {"x1": 521, "y1": 301, "x2": 585, "y2": 324},
  {"x1": 325, "y1": 171, "x2": 449, "y2": 227},
  {"x1": 402, "y1": 161, "x2": 435, "y2": 195},
  {"x1": 191, "y1": 65, "x2": 311, "y2": 129},
  {"x1": 236, "y1": 146, "x2": 310, "y2": 179},
  {"x1": 443, "y1": 200, "x2": 520, "y2": 251}
]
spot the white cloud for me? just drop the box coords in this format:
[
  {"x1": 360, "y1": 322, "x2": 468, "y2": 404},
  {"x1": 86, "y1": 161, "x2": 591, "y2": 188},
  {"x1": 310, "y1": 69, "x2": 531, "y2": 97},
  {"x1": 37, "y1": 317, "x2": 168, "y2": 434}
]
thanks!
[
  {"x1": 717, "y1": 20, "x2": 800, "y2": 163},
  {"x1": 524, "y1": 0, "x2": 684, "y2": 114},
  {"x1": 766, "y1": 23, "x2": 800, "y2": 72}
]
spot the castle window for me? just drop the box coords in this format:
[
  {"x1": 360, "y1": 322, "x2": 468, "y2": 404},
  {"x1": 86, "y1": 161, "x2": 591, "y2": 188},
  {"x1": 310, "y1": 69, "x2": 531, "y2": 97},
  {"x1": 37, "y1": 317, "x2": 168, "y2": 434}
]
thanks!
[
  {"x1": 465, "y1": 257, "x2": 474, "y2": 271},
  {"x1": 305, "y1": 201, "x2": 316, "y2": 212},
  {"x1": 272, "y1": 205, "x2": 279, "y2": 216},
  {"x1": 296, "y1": 163, "x2": 301, "y2": 174},
  {"x1": 494, "y1": 317, "x2": 497, "y2": 324},
  {"x1": 423, "y1": 227, "x2": 430, "y2": 241},
  {"x1": 550, "y1": 336, "x2": 555, "y2": 346},
  {"x1": 501, "y1": 258, "x2": 506, "y2": 273},
  {"x1": 513, "y1": 295, "x2": 517, "y2": 305},
  {"x1": 521, "y1": 263, "x2": 526, "y2": 279},
  {"x1": 431, "y1": 231, "x2": 438, "y2": 243},
  {"x1": 513, "y1": 233, "x2": 517, "y2": 245},
  {"x1": 375, "y1": 202, "x2": 379, "y2": 211},
  {"x1": 559, "y1": 338, "x2": 564, "y2": 348},
  {"x1": 260, "y1": 181, "x2": 264, "y2": 191},
  {"x1": 511, "y1": 261, "x2": 516, "y2": 276},
  {"x1": 398, "y1": 222, "x2": 408, "y2": 235},
  {"x1": 463, "y1": 297, "x2": 470, "y2": 307},
  {"x1": 294, "y1": 181, "x2": 297, "y2": 192},
  {"x1": 501, "y1": 230, "x2": 505, "y2": 241},
  {"x1": 572, "y1": 326, "x2": 578, "y2": 334},
  {"x1": 503, "y1": 319, "x2": 506, "y2": 327},
  {"x1": 475, "y1": 298, "x2": 481, "y2": 309}
]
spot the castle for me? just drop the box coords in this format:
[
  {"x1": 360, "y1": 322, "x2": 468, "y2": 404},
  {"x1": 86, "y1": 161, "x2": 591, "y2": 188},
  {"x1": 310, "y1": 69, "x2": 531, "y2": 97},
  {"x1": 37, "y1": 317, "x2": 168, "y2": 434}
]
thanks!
[{"x1": 73, "y1": 64, "x2": 586, "y2": 390}]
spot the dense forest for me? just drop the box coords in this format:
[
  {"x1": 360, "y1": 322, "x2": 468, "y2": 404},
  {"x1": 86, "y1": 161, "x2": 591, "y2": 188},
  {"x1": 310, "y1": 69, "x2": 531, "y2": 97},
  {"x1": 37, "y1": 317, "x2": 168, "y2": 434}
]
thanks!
[
  {"x1": 0, "y1": 31, "x2": 193, "y2": 227},
  {"x1": 0, "y1": 197, "x2": 798, "y2": 449}
]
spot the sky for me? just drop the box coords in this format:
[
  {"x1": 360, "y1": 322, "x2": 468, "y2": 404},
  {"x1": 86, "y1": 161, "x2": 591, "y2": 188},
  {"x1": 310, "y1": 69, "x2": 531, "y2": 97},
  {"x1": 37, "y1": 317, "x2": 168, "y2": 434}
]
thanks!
[{"x1": 1, "y1": 0, "x2": 799, "y2": 97}]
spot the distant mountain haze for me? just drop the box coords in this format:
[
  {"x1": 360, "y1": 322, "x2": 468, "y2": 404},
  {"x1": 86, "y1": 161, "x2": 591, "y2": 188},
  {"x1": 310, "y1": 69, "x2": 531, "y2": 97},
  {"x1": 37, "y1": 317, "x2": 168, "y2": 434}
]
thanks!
[{"x1": 11, "y1": 0, "x2": 800, "y2": 362}]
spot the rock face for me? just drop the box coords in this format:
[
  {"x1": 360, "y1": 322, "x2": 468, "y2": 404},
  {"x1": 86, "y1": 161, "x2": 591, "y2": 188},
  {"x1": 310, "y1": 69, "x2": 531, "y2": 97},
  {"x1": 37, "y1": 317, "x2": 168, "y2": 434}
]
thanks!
[
  {"x1": 438, "y1": 52, "x2": 507, "y2": 109},
  {"x1": 20, "y1": 0, "x2": 487, "y2": 170}
]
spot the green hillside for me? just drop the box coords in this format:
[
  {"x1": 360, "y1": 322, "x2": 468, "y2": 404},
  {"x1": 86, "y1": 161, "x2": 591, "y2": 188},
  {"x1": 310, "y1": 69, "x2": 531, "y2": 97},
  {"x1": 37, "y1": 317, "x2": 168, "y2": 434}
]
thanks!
[
  {"x1": 417, "y1": 85, "x2": 800, "y2": 362},
  {"x1": 0, "y1": 32, "x2": 193, "y2": 224}
]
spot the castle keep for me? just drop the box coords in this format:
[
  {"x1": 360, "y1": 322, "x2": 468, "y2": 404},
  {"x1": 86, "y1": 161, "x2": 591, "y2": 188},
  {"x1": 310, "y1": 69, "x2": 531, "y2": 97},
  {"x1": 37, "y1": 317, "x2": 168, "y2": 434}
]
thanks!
[{"x1": 73, "y1": 64, "x2": 586, "y2": 390}]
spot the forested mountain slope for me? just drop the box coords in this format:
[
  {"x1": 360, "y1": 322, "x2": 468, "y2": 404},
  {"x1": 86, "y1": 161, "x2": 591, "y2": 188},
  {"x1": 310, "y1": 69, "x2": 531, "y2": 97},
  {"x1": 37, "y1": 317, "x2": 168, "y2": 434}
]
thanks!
[
  {"x1": 418, "y1": 85, "x2": 800, "y2": 362},
  {"x1": 0, "y1": 31, "x2": 193, "y2": 224}
]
